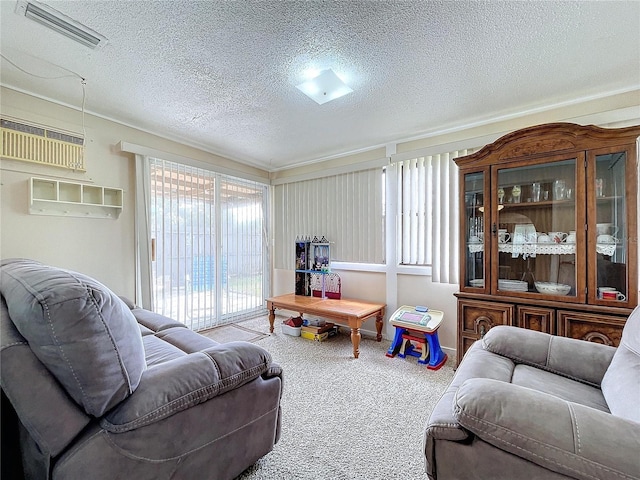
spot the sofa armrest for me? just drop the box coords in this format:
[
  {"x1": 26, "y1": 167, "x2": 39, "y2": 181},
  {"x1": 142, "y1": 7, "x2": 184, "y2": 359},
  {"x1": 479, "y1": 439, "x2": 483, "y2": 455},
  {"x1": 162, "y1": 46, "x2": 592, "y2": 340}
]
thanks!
[
  {"x1": 264, "y1": 363, "x2": 284, "y2": 381},
  {"x1": 130, "y1": 308, "x2": 186, "y2": 332},
  {"x1": 454, "y1": 378, "x2": 640, "y2": 480},
  {"x1": 425, "y1": 341, "x2": 516, "y2": 443},
  {"x1": 483, "y1": 326, "x2": 616, "y2": 386},
  {"x1": 101, "y1": 342, "x2": 273, "y2": 432}
]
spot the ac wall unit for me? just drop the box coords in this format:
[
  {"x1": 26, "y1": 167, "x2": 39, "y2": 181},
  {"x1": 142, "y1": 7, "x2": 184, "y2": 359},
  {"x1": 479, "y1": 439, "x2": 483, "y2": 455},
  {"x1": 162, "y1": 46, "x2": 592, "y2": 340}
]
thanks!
[
  {"x1": 1, "y1": 118, "x2": 85, "y2": 171},
  {"x1": 15, "y1": 1, "x2": 108, "y2": 49}
]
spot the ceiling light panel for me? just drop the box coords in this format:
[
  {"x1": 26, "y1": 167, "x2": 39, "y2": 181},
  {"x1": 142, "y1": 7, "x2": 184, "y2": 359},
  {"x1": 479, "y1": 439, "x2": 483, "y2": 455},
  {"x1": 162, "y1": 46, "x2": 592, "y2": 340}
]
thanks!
[
  {"x1": 296, "y1": 69, "x2": 353, "y2": 105},
  {"x1": 15, "y1": 0, "x2": 108, "y2": 49}
]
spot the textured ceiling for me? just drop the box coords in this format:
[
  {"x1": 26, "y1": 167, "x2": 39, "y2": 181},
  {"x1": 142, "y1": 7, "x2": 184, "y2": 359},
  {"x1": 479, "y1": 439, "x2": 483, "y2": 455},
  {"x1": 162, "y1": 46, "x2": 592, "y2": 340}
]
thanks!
[{"x1": 1, "y1": 1, "x2": 639, "y2": 171}]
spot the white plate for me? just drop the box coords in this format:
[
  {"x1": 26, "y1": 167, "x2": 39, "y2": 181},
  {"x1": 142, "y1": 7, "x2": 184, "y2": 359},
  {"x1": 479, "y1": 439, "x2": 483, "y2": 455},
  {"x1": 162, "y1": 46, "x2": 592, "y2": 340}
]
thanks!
[
  {"x1": 498, "y1": 280, "x2": 528, "y2": 287},
  {"x1": 498, "y1": 279, "x2": 529, "y2": 291}
]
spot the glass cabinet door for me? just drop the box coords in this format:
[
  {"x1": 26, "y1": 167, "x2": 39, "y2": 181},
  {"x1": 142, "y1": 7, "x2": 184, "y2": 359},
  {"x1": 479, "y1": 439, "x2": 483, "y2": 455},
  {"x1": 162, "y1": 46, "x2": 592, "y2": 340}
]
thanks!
[
  {"x1": 591, "y1": 149, "x2": 630, "y2": 305},
  {"x1": 493, "y1": 154, "x2": 585, "y2": 301},
  {"x1": 463, "y1": 171, "x2": 486, "y2": 289}
]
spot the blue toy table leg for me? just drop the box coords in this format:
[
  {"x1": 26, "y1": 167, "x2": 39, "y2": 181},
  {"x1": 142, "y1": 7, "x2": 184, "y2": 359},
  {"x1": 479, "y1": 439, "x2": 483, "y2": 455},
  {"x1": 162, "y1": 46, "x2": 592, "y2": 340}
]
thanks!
[
  {"x1": 426, "y1": 331, "x2": 447, "y2": 370},
  {"x1": 385, "y1": 326, "x2": 404, "y2": 357},
  {"x1": 387, "y1": 325, "x2": 447, "y2": 370}
]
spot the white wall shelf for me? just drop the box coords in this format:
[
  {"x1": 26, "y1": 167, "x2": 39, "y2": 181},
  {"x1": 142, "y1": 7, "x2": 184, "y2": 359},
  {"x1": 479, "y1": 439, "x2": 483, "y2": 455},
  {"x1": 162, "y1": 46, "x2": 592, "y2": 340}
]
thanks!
[{"x1": 29, "y1": 177, "x2": 123, "y2": 218}]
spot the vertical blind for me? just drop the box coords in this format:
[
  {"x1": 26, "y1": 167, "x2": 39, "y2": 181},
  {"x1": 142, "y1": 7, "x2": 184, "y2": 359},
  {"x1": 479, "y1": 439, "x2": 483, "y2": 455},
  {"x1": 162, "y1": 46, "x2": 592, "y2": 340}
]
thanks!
[
  {"x1": 148, "y1": 157, "x2": 269, "y2": 330},
  {"x1": 273, "y1": 168, "x2": 385, "y2": 269},
  {"x1": 396, "y1": 148, "x2": 477, "y2": 284}
]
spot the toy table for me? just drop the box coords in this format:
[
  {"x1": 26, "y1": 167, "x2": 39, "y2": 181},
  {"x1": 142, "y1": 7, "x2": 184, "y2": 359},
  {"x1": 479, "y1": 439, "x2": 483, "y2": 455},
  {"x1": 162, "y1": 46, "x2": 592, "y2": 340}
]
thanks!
[{"x1": 385, "y1": 306, "x2": 447, "y2": 370}]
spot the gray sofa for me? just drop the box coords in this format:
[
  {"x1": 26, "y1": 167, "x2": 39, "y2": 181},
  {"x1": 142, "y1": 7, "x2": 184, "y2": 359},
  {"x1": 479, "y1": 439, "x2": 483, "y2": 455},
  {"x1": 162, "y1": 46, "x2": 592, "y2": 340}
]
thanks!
[
  {"x1": 0, "y1": 258, "x2": 283, "y2": 479},
  {"x1": 425, "y1": 306, "x2": 640, "y2": 480}
]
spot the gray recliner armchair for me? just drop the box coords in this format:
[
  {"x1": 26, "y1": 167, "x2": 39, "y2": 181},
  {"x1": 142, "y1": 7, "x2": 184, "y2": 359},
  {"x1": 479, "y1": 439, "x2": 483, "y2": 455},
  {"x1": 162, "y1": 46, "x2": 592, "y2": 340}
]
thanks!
[
  {"x1": 425, "y1": 306, "x2": 640, "y2": 480},
  {"x1": 0, "y1": 259, "x2": 283, "y2": 480}
]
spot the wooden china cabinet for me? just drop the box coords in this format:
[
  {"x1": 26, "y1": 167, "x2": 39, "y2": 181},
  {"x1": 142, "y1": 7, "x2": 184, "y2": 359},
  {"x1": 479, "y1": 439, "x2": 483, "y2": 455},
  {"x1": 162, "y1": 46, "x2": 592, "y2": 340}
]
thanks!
[{"x1": 455, "y1": 123, "x2": 640, "y2": 363}]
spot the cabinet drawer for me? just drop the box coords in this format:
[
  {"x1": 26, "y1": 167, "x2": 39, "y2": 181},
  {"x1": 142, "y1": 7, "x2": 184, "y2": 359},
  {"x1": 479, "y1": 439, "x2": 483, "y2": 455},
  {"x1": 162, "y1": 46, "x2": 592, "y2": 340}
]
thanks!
[
  {"x1": 516, "y1": 306, "x2": 555, "y2": 334},
  {"x1": 557, "y1": 310, "x2": 626, "y2": 347},
  {"x1": 459, "y1": 300, "x2": 514, "y2": 335},
  {"x1": 457, "y1": 300, "x2": 514, "y2": 363}
]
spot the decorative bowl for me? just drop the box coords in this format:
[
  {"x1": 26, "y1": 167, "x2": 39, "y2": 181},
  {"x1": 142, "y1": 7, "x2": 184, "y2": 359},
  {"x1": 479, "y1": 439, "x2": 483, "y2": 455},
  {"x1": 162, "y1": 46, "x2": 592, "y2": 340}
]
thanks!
[{"x1": 534, "y1": 281, "x2": 571, "y2": 296}]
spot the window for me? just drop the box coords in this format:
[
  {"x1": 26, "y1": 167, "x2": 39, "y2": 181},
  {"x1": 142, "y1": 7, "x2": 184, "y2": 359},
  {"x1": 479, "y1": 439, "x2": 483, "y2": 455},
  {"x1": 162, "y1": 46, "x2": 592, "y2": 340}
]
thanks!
[
  {"x1": 395, "y1": 148, "x2": 477, "y2": 283},
  {"x1": 273, "y1": 168, "x2": 385, "y2": 269}
]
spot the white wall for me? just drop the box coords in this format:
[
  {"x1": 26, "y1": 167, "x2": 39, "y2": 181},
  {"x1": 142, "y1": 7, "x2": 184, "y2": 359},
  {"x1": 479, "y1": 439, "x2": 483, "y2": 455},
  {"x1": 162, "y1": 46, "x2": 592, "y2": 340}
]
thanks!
[
  {"x1": 0, "y1": 87, "x2": 268, "y2": 297},
  {"x1": 1, "y1": 90, "x2": 135, "y2": 293}
]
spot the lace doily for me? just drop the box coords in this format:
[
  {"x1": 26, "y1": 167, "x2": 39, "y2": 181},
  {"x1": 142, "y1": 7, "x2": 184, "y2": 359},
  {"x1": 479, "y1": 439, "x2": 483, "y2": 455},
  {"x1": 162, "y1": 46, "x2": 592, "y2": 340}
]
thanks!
[
  {"x1": 499, "y1": 243, "x2": 576, "y2": 255},
  {"x1": 468, "y1": 243, "x2": 617, "y2": 257}
]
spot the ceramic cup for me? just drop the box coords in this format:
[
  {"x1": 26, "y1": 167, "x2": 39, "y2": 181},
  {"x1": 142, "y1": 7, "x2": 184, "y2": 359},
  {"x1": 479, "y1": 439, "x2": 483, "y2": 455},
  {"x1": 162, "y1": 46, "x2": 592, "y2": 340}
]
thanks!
[
  {"x1": 598, "y1": 287, "x2": 626, "y2": 301},
  {"x1": 597, "y1": 234, "x2": 617, "y2": 244},
  {"x1": 537, "y1": 234, "x2": 552, "y2": 243},
  {"x1": 469, "y1": 235, "x2": 481, "y2": 244},
  {"x1": 498, "y1": 229, "x2": 510, "y2": 243},
  {"x1": 566, "y1": 231, "x2": 577, "y2": 243},
  {"x1": 602, "y1": 291, "x2": 626, "y2": 301},
  {"x1": 548, "y1": 232, "x2": 567, "y2": 243},
  {"x1": 598, "y1": 286, "x2": 616, "y2": 295}
]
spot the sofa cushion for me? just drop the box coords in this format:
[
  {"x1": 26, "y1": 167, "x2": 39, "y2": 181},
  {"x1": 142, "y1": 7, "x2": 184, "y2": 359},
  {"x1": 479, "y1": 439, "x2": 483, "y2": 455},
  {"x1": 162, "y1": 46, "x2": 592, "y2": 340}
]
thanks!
[
  {"x1": 0, "y1": 296, "x2": 91, "y2": 456},
  {"x1": 512, "y1": 364, "x2": 609, "y2": 412},
  {"x1": 0, "y1": 259, "x2": 145, "y2": 417},
  {"x1": 142, "y1": 334, "x2": 187, "y2": 366},
  {"x1": 102, "y1": 341, "x2": 276, "y2": 432},
  {"x1": 482, "y1": 325, "x2": 616, "y2": 386},
  {"x1": 454, "y1": 378, "x2": 640, "y2": 480},
  {"x1": 601, "y1": 305, "x2": 640, "y2": 423}
]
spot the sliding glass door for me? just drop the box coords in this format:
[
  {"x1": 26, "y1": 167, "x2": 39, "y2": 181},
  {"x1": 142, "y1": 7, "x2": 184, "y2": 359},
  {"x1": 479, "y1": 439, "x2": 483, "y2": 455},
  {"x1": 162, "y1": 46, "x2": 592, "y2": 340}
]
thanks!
[{"x1": 149, "y1": 158, "x2": 269, "y2": 330}]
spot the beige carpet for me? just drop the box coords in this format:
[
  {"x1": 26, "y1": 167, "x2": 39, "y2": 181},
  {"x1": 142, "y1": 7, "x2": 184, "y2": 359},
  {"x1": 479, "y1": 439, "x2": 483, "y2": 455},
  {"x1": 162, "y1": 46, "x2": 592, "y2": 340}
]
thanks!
[
  {"x1": 200, "y1": 323, "x2": 269, "y2": 344},
  {"x1": 233, "y1": 314, "x2": 455, "y2": 480}
]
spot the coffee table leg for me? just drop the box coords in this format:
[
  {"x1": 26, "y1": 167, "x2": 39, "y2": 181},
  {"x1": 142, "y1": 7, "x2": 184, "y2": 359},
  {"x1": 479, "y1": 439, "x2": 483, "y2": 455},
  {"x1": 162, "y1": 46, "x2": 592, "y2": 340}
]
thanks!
[
  {"x1": 375, "y1": 311, "x2": 384, "y2": 342},
  {"x1": 268, "y1": 303, "x2": 275, "y2": 333},
  {"x1": 351, "y1": 327, "x2": 361, "y2": 358}
]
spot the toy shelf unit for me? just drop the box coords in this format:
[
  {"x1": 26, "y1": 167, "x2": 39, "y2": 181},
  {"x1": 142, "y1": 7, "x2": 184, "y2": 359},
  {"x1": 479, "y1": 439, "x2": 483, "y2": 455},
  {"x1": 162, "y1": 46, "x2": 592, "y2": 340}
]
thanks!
[
  {"x1": 294, "y1": 236, "x2": 332, "y2": 296},
  {"x1": 29, "y1": 177, "x2": 123, "y2": 218}
]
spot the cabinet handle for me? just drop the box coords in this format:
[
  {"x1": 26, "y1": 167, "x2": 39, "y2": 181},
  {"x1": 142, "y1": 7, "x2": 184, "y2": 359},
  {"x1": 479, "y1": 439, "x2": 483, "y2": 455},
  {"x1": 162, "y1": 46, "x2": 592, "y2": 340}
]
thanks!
[{"x1": 491, "y1": 223, "x2": 497, "y2": 235}]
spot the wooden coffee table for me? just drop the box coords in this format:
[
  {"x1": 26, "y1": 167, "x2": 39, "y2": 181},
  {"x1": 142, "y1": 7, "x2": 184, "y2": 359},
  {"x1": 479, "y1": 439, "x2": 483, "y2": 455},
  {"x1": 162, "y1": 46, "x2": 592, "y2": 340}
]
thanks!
[{"x1": 266, "y1": 293, "x2": 386, "y2": 358}]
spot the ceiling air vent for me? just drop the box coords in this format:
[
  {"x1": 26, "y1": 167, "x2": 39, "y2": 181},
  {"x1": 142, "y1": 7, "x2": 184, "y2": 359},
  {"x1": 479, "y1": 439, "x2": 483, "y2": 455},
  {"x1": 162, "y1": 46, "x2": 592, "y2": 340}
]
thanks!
[
  {"x1": 1, "y1": 118, "x2": 85, "y2": 171},
  {"x1": 15, "y1": 1, "x2": 108, "y2": 49}
]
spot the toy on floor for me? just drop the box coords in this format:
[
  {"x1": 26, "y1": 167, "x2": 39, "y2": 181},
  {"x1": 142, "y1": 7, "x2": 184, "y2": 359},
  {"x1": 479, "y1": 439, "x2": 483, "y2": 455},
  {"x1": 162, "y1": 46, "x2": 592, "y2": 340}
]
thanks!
[{"x1": 385, "y1": 305, "x2": 447, "y2": 370}]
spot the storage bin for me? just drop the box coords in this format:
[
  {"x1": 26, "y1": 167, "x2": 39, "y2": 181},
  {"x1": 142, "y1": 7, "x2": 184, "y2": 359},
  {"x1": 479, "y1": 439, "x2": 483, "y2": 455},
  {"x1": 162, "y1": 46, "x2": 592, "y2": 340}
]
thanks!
[
  {"x1": 301, "y1": 330, "x2": 329, "y2": 342},
  {"x1": 281, "y1": 324, "x2": 301, "y2": 336}
]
